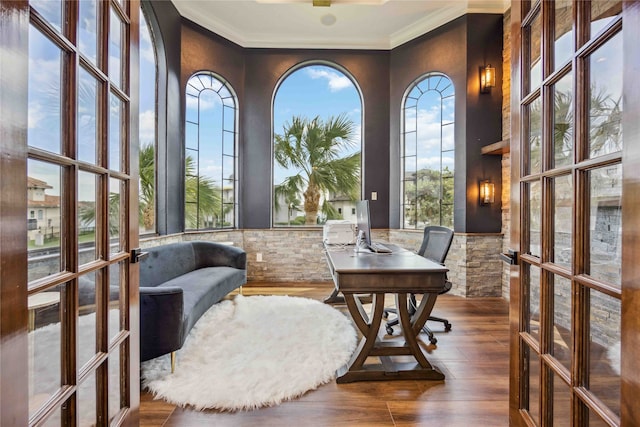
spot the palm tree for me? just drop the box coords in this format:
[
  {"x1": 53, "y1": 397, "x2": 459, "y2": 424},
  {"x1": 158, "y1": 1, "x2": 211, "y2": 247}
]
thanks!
[
  {"x1": 274, "y1": 114, "x2": 360, "y2": 225},
  {"x1": 139, "y1": 142, "x2": 155, "y2": 230},
  {"x1": 184, "y1": 155, "x2": 222, "y2": 229}
]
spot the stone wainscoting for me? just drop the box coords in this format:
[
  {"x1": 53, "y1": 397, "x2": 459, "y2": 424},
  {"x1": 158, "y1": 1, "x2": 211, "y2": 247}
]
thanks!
[{"x1": 140, "y1": 229, "x2": 505, "y2": 297}]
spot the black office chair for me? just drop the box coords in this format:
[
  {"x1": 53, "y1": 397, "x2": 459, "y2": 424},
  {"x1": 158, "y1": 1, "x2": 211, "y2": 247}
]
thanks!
[{"x1": 383, "y1": 225, "x2": 454, "y2": 344}]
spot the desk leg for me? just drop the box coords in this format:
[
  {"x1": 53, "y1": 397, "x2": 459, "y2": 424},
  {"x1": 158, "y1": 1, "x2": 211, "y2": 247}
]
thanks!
[
  {"x1": 396, "y1": 293, "x2": 434, "y2": 369},
  {"x1": 337, "y1": 292, "x2": 444, "y2": 383},
  {"x1": 343, "y1": 293, "x2": 385, "y2": 371}
]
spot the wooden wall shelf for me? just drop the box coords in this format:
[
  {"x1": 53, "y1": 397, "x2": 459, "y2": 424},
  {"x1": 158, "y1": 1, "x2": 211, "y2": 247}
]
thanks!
[{"x1": 481, "y1": 139, "x2": 510, "y2": 155}]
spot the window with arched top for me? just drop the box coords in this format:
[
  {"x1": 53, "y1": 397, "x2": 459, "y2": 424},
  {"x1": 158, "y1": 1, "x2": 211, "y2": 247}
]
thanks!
[
  {"x1": 139, "y1": 7, "x2": 157, "y2": 234},
  {"x1": 402, "y1": 73, "x2": 455, "y2": 229},
  {"x1": 272, "y1": 63, "x2": 362, "y2": 227},
  {"x1": 184, "y1": 72, "x2": 238, "y2": 230}
]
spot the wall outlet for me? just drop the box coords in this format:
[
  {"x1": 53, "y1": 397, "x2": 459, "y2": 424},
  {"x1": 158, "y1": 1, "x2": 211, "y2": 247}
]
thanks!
[
  {"x1": 371, "y1": 191, "x2": 378, "y2": 201},
  {"x1": 256, "y1": 252, "x2": 263, "y2": 262}
]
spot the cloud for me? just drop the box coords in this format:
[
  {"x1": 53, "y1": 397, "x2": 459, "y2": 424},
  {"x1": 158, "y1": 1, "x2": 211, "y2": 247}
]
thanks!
[
  {"x1": 186, "y1": 93, "x2": 221, "y2": 111},
  {"x1": 306, "y1": 67, "x2": 352, "y2": 92},
  {"x1": 139, "y1": 109, "x2": 156, "y2": 144}
]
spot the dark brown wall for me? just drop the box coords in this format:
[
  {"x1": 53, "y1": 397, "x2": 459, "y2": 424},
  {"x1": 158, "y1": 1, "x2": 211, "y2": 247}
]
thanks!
[
  {"x1": 146, "y1": 0, "x2": 183, "y2": 234},
  {"x1": 151, "y1": 2, "x2": 503, "y2": 232},
  {"x1": 390, "y1": 14, "x2": 503, "y2": 233}
]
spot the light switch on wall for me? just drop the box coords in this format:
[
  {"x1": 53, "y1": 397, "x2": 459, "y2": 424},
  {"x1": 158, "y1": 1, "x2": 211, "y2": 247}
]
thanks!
[{"x1": 371, "y1": 192, "x2": 378, "y2": 201}]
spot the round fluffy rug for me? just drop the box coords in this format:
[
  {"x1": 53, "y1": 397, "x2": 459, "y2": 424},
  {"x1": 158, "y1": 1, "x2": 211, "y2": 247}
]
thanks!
[{"x1": 140, "y1": 294, "x2": 357, "y2": 411}]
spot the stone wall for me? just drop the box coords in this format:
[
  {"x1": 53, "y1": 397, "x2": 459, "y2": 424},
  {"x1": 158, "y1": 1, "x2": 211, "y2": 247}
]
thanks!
[{"x1": 28, "y1": 229, "x2": 506, "y2": 296}]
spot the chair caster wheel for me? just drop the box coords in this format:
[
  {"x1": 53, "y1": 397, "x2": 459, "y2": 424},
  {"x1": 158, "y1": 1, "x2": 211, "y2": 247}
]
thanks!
[
  {"x1": 386, "y1": 326, "x2": 394, "y2": 335},
  {"x1": 383, "y1": 312, "x2": 389, "y2": 319},
  {"x1": 429, "y1": 337, "x2": 438, "y2": 345},
  {"x1": 444, "y1": 322, "x2": 452, "y2": 332}
]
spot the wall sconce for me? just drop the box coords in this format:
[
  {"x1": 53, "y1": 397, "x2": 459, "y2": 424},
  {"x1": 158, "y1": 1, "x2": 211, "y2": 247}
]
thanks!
[
  {"x1": 479, "y1": 180, "x2": 495, "y2": 205},
  {"x1": 479, "y1": 64, "x2": 496, "y2": 94}
]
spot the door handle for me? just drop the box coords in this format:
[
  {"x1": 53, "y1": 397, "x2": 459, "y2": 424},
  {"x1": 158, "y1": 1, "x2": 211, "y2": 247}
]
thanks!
[
  {"x1": 500, "y1": 249, "x2": 519, "y2": 265},
  {"x1": 131, "y1": 248, "x2": 149, "y2": 264}
]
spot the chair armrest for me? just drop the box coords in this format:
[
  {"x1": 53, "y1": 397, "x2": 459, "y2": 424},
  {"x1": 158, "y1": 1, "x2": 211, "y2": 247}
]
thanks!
[
  {"x1": 140, "y1": 286, "x2": 184, "y2": 362},
  {"x1": 192, "y1": 241, "x2": 247, "y2": 270}
]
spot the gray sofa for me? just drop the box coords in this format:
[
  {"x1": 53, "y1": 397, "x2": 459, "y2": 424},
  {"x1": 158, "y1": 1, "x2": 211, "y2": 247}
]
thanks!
[{"x1": 139, "y1": 241, "x2": 247, "y2": 363}]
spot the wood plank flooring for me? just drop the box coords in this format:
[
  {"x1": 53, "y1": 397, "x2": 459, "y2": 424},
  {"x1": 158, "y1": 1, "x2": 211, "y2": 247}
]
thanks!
[{"x1": 140, "y1": 282, "x2": 510, "y2": 426}]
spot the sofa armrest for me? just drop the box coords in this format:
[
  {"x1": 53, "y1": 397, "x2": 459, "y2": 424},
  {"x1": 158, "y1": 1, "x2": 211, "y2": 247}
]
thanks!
[
  {"x1": 140, "y1": 286, "x2": 184, "y2": 362},
  {"x1": 191, "y1": 241, "x2": 247, "y2": 270}
]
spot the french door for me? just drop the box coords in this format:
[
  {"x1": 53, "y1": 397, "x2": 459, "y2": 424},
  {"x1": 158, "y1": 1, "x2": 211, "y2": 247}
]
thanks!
[
  {"x1": 1, "y1": 0, "x2": 140, "y2": 425},
  {"x1": 509, "y1": 1, "x2": 640, "y2": 426}
]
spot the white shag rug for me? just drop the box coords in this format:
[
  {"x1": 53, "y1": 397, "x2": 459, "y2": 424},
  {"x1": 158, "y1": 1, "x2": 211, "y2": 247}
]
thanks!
[{"x1": 140, "y1": 294, "x2": 357, "y2": 411}]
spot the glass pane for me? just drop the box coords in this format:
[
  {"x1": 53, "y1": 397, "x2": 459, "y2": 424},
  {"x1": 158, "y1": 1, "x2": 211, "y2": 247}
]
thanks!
[
  {"x1": 554, "y1": 0, "x2": 573, "y2": 70},
  {"x1": 442, "y1": 123, "x2": 454, "y2": 151},
  {"x1": 109, "y1": 8, "x2": 123, "y2": 88},
  {"x1": 223, "y1": 105, "x2": 235, "y2": 131},
  {"x1": 27, "y1": 160, "x2": 62, "y2": 282},
  {"x1": 139, "y1": 9, "x2": 156, "y2": 236},
  {"x1": 39, "y1": 405, "x2": 62, "y2": 427},
  {"x1": 139, "y1": 138, "x2": 155, "y2": 234},
  {"x1": 185, "y1": 202, "x2": 198, "y2": 229},
  {"x1": 591, "y1": 1, "x2": 622, "y2": 37},
  {"x1": 223, "y1": 155, "x2": 234, "y2": 181},
  {"x1": 78, "y1": 272, "x2": 97, "y2": 369},
  {"x1": 185, "y1": 122, "x2": 199, "y2": 150},
  {"x1": 78, "y1": 68, "x2": 98, "y2": 164},
  {"x1": 78, "y1": 0, "x2": 98, "y2": 65},
  {"x1": 404, "y1": 109, "x2": 417, "y2": 133},
  {"x1": 223, "y1": 131, "x2": 235, "y2": 156},
  {"x1": 78, "y1": 369, "x2": 97, "y2": 426},
  {"x1": 589, "y1": 410, "x2": 612, "y2": 427},
  {"x1": 28, "y1": 26, "x2": 62, "y2": 155},
  {"x1": 528, "y1": 12, "x2": 542, "y2": 92},
  {"x1": 28, "y1": 289, "x2": 62, "y2": 418},
  {"x1": 588, "y1": 32, "x2": 623, "y2": 158},
  {"x1": 404, "y1": 156, "x2": 417, "y2": 175},
  {"x1": 552, "y1": 370, "x2": 572, "y2": 425},
  {"x1": 527, "y1": 346, "x2": 541, "y2": 424},
  {"x1": 552, "y1": 174, "x2": 572, "y2": 268},
  {"x1": 186, "y1": 94, "x2": 198, "y2": 123},
  {"x1": 527, "y1": 97, "x2": 542, "y2": 175},
  {"x1": 552, "y1": 275, "x2": 572, "y2": 371},
  {"x1": 78, "y1": 171, "x2": 98, "y2": 263},
  {"x1": 109, "y1": 347, "x2": 122, "y2": 421},
  {"x1": 442, "y1": 96, "x2": 454, "y2": 124},
  {"x1": 588, "y1": 164, "x2": 622, "y2": 287},
  {"x1": 108, "y1": 262, "x2": 123, "y2": 344},
  {"x1": 186, "y1": 148, "x2": 199, "y2": 172},
  {"x1": 31, "y1": 0, "x2": 63, "y2": 32},
  {"x1": 528, "y1": 180, "x2": 541, "y2": 258},
  {"x1": 589, "y1": 288, "x2": 621, "y2": 417},
  {"x1": 109, "y1": 178, "x2": 122, "y2": 254},
  {"x1": 404, "y1": 132, "x2": 417, "y2": 156},
  {"x1": 527, "y1": 264, "x2": 541, "y2": 341},
  {"x1": 553, "y1": 72, "x2": 573, "y2": 168},
  {"x1": 109, "y1": 92, "x2": 122, "y2": 172}
]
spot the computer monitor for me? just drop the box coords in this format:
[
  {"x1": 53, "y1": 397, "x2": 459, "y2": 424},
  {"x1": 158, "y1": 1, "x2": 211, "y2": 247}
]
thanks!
[{"x1": 355, "y1": 200, "x2": 372, "y2": 247}]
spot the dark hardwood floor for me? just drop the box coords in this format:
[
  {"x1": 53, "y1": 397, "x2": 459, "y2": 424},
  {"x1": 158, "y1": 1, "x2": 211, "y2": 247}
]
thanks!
[{"x1": 140, "y1": 282, "x2": 510, "y2": 426}]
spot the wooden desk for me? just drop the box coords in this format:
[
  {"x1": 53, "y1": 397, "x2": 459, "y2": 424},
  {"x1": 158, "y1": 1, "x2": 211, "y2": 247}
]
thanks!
[{"x1": 323, "y1": 244, "x2": 448, "y2": 383}]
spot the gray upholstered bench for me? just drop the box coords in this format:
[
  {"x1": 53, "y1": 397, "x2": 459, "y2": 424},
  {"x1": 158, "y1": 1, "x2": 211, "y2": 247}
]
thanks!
[{"x1": 139, "y1": 241, "x2": 247, "y2": 370}]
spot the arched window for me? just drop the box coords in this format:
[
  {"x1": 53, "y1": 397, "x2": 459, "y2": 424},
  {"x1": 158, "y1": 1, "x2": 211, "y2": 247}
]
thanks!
[
  {"x1": 272, "y1": 63, "x2": 362, "y2": 227},
  {"x1": 402, "y1": 73, "x2": 455, "y2": 229},
  {"x1": 139, "y1": 7, "x2": 156, "y2": 234},
  {"x1": 184, "y1": 72, "x2": 238, "y2": 230}
]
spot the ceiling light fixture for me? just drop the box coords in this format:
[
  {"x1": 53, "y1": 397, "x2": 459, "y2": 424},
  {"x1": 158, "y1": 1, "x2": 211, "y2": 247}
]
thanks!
[
  {"x1": 321, "y1": 13, "x2": 337, "y2": 25},
  {"x1": 313, "y1": 0, "x2": 331, "y2": 6}
]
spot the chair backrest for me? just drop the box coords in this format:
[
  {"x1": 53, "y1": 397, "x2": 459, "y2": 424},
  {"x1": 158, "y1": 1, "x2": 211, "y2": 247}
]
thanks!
[{"x1": 417, "y1": 226, "x2": 454, "y2": 265}]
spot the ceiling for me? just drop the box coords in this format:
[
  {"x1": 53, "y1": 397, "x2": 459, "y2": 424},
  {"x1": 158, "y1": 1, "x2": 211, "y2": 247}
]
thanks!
[{"x1": 171, "y1": 0, "x2": 509, "y2": 50}]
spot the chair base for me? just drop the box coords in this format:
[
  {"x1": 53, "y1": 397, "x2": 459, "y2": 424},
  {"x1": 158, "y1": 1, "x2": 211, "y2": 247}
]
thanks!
[{"x1": 383, "y1": 295, "x2": 452, "y2": 345}]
